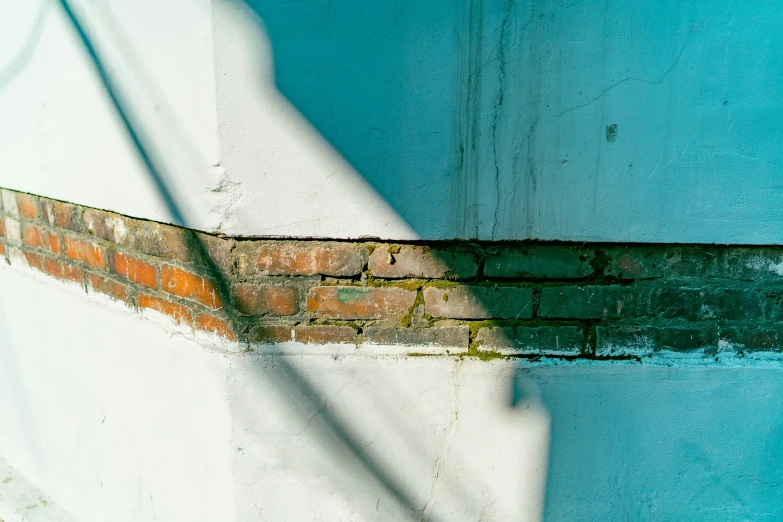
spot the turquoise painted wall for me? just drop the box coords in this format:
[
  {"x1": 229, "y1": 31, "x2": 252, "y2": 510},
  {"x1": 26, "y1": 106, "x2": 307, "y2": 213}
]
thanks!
[{"x1": 249, "y1": 0, "x2": 783, "y2": 243}]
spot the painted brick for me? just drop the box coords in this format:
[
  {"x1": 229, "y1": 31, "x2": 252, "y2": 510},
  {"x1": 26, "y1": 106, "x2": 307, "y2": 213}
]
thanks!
[
  {"x1": 423, "y1": 285, "x2": 533, "y2": 320},
  {"x1": 596, "y1": 325, "x2": 718, "y2": 355},
  {"x1": 294, "y1": 325, "x2": 357, "y2": 344},
  {"x1": 64, "y1": 237, "x2": 106, "y2": 270},
  {"x1": 43, "y1": 257, "x2": 84, "y2": 284},
  {"x1": 246, "y1": 325, "x2": 294, "y2": 344},
  {"x1": 40, "y1": 199, "x2": 81, "y2": 231},
  {"x1": 307, "y1": 286, "x2": 416, "y2": 319},
  {"x1": 363, "y1": 326, "x2": 469, "y2": 349},
  {"x1": 713, "y1": 248, "x2": 783, "y2": 281},
  {"x1": 138, "y1": 294, "x2": 191, "y2": 325},
  {"x1": 539, "y1": 286, "x2": 647, "y2": 319},
  {"x1": 112, "y1": 252, "x2": 158, "y2": 289},
  {"x1": 485, "y1": 245, "x2": 594, "y2": 279},
  {"x1": 650, "y1": 287, "x2": 763, "y2": 321},
  {"x1": 21, "y1": 224, "x2": 61, "y2": 254},
  {"x1": 239, "y1": 241, "x2": 363, "y2": 277},
  {"x1": 231, "y1": 283, "x2": 297, "y2": 316},
  {"x1": 161, "y1": 265, "x2": 222, "y2": 309},
  {"x1": 475, "y1": 326, "x2": 583, "y2": 355},
  {"x1": 15, "y1": 193, "x2": 39, "y2": 219},
  {"x1": 368, "y1": 246, "x2": 477, "y2": 279},
  {"x1": 87, "y1": 274, "x2": 127, "y2": 301},
  {"x1": 195, "y1": 314, "x2": 238, "y2": 341},
  {"x1": 83, "y1": 209, "x2": 134, "y2": 246}
]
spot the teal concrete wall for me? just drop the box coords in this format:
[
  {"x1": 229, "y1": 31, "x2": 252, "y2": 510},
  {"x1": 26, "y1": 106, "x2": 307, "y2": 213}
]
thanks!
[{"x1": 249, "y1": 0, "x2": 783, "y2": 243}]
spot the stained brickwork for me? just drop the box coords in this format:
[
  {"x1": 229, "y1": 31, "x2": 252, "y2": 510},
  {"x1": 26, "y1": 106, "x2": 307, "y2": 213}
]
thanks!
[{"x1": 1, "y1": 188, "x2": 782, "y2": 357}]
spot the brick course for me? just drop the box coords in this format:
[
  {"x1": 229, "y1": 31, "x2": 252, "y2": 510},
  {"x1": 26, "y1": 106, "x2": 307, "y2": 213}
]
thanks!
[{"x1": 4, "y1": 186, "x2": 783, "y2": 357}]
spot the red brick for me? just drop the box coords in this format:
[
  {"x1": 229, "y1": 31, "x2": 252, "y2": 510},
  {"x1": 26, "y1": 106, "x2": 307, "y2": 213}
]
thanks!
[
  {"x1": 307, "y1": 286, "x2": 416, "y2": 319},
  {"x1": 0, "y1": 242, "x2": 5, "y2": 256},
  {"x1": 15, "y1": 193, "x2": 39, "y2": 219},
  {"x1": 247, "y1": 325, "x2": 294, "y2": 344},
  {"x1": 161, "y1": 265, "x2": 222, "y2": 309},
  {"x1": 113, "y1": 252, "x2": 157, "y2": 289},
  {"x1": 135, "y1": 222, "x2": 192, "y2": 262},
  {"x1": 423, "y1": 285, "x2": 533, "y2": 320},
  {"x1": 43, "y1": 257, "x2": 84, "y2": 284},
  {"x1": 195, "y1": 314, "x2": 238, "y2": 341},
  {"x1": 241, "y1": 242, "x2": 363, "y2": 276},
  {"x1": 87, "y1": 274, "x2": 127, "y2": 301},
  {"x1": 369, "y1": 246, "x2": 477, "y2": 279},
  {"x1": 83, "y1": 209, "x2": 133, "y2": 246},
  {"x1": 23, "y1": 251, "x2": 44, "y2": 271},
  {"x1": 0, "y1": 218, "x2": 5, "y2": 238},
  {"x1": 40, "y1": 199, "x2": 81, "y2": 231},
  {"x1": 231, "y1": 283, "x2": 297, "y2": 316},
  {"x1": 21, "y1": 224, "x2": 61, "y2": 254},
  {"x1": 64, "y1": 237, "x2": 106, "y2": 270},
  {"x1": 294, "y1": 325, "x2": 357, "y2": 344},
  {"x1": 137, "y1": 294, "x2": 191, "y2": 325}
]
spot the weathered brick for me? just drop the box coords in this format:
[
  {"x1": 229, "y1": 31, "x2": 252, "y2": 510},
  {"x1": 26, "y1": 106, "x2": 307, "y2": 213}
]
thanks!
[
  {"x1": 0, "y1": 218, "x2": 5, "y2": 238},
  {"x1": 368, "y1": 246, "x2": 477, "y2": 279},
  {"x1": 596, "y1": 325, "x2": 718, "y2": 355},
  {"x1": 87, "y1": 274, "x2": 127, "y2": 301},
  {"x1": 43, "y1": 257, "x2": 84, "y2": 284},
  {"x1": 23, "y1": 250, "x2": 44, "y2": 271},
  {"x1": 0, "y1": 190, "x2": 18, "y2": 215},
  {"x1": 64, "y1": 237, "x2": 106, "y2": 270},
  {"x1": 605, "y1": 246, "x2": 716, "y2": 280},
  {"x1": 721, "y1": 326, "x2": 783, "y2": 352},
  {"x1": 21, "y1": 224, "x2": 61, "y2": 254},
  {"x1": 135, "y1": 222, "x2": 192, "y2": 262},
  {"x1": 239, "y1": 241, "x2": 363, "y2": 277},
  {"x1": 161, "y1": 265, "x2": 222, "y2": 309},
  {"x1": 15, "y1": 193, "x2": 39, "y2": 219},
  {"x1": 650, "y1": 287, "x2": 763, "y2": 321},
  {"x1": 475, "y1": 326, "x2": 583, "y2": 355},
  {"x1": 485, "y1": 245, "x2": 593, "y2": 279},
  {"x1": 246, "y1": 325, "x2": 294, "y2": 344},
  {"x1": 539, "y1": 286, "x2": 646, "y2": 319},
  {"x1": 713, "y1": 248, "x2": 783, "y2": 281},
  {"x1": 195, "y1": 233, "x2": 234, "y2": 274},
  {"x1": 137, "y1": 294, "x2": 191, "y2": 325},
  {"x1": 231, "y1": 283, "x2": 297, "y2": 316},
  {"x1": 40, "y1": 199, "x2": 80, "y2": 231},
  {"x1": 294, "y1": 325, "x2": 357, "y2": 344},
  {"x1": 195, "y1": 314, "x2": 238, "y2": 341},
  {"x1": 363, "y1": 326, "x2": 469, "y2": 348},
  {"x1": 83, "y1": 209, "x2": 134, "y2": 246},
  {"x1": 112, "y1": 252, "x2": 158, "y2": 289},
  {"x1": 423, "y1": 285, "x2": 533, "y2": 320},
  {"x1": 307, "y1": 286, "x2": 416, "y2": 319},
  {"x1": 0, "y1": 242, "x2": 4, "y2": 257}
]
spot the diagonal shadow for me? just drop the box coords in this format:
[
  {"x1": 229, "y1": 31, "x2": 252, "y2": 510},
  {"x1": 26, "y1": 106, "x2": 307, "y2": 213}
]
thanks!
[{"x1": 56, "y1": 0, "x2": 494, "y2": 519}]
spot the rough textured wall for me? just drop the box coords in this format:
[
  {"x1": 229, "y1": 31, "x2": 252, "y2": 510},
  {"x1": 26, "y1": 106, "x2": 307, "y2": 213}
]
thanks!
[{"x1": 3, "y1": 187, "x2": 783, "y2": 357}]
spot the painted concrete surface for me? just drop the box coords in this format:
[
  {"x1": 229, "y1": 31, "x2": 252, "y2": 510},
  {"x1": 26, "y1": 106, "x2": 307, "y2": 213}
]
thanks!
[
  {"x1": 3, "y1": 261, "x2": 783, "y2": 520},
  {"x1": 3, "y1": 1, "x2": 783, "y2": 241}
]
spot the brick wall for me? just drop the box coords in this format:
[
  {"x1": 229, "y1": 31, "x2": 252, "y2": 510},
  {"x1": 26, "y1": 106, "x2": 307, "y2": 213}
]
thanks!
[{"x1": 1, "y1": 187, "x2": 781, "y2": 358}]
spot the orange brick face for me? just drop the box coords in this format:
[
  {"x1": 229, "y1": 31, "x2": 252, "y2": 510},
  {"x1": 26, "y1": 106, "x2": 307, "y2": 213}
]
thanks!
[
  {"x1": 113, "y1": 252, "x2": 157, "y2": 289},
  {"x1": 21, "y1": 224, "x2": 61, "y2": 254},
  {"x1": 195, "y1": 314, "x2": 238, "y2": 341},
  {"x1": 43, "y1": 257, "x2": 83, "y2": 284},
  {"x1": 250, "y1": 242, "x2": 363, "y2": 276},
  {"x1": 87, "y1": 275, "x2": 127, "y2": 301},
  {"x1": 161, "y1": 265, "x2": 222, "y2": 309},
  {"x1": 307, "y1": 286, "x2": 416, "y2": 320},
  {"x1": 231, "y1": 284, "x2": 297, "y2": 315},
  {"x1": 0, "y1": 218, "x2": 5, "y2": 238},
  {"x1": 138, "y1": 294, "x2": 191, "y2": 325},
  {"x1": 64, "y1": 237, "x2": 106, "y2": 270},
  {"x1": 15, "y1": 193, "x2": 38, "y2": 219}
]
